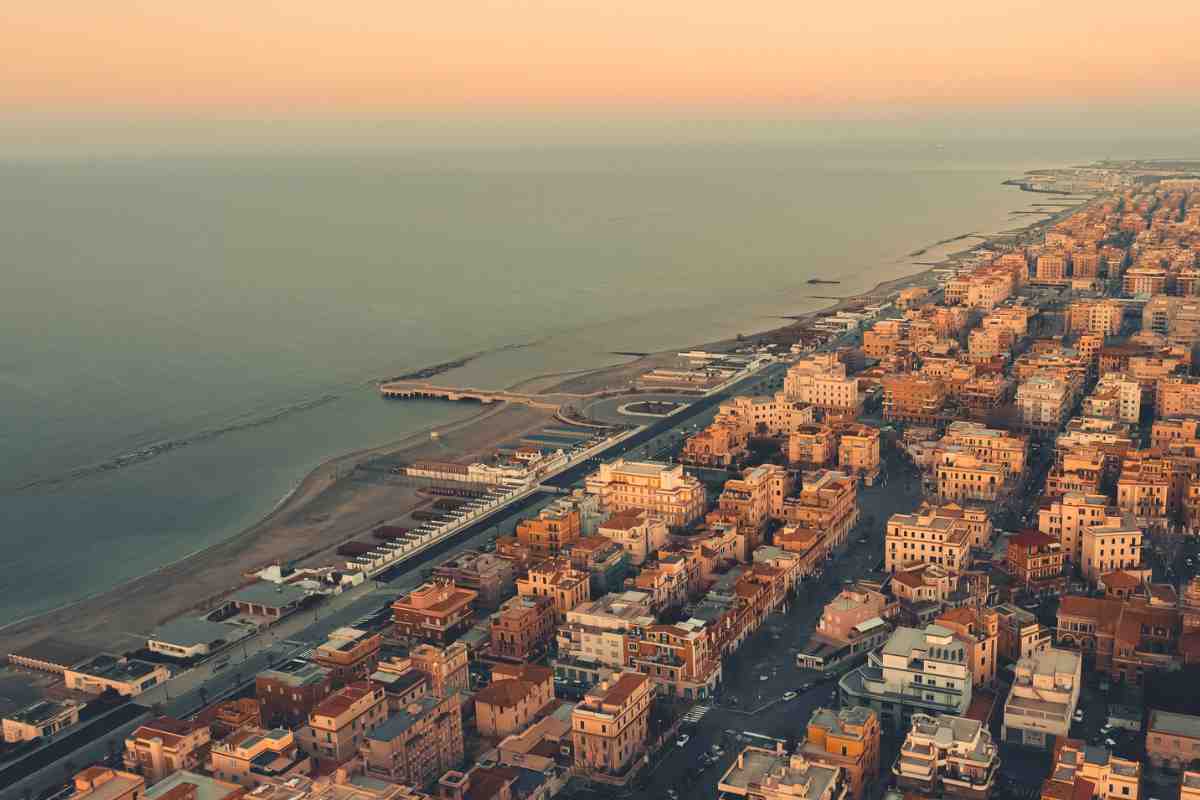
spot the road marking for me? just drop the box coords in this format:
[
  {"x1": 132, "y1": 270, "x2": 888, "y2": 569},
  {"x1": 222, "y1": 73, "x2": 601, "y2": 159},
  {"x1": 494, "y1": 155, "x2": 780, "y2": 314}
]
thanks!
[{"x1": 681, "y1": 704, "x2": 711, "y2": 723}]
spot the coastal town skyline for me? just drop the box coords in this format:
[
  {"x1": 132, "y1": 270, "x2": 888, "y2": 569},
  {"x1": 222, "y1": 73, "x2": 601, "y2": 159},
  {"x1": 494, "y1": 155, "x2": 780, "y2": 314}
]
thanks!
[{"x1": 5, "y1": 5, "x2": 1200, "y2": 800}]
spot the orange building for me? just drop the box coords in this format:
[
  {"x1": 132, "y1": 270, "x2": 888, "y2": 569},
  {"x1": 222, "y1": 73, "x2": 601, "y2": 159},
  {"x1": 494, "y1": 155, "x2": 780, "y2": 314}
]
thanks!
[
  {"x1": 488, "y1": 594, "x2": 556, "y2": 663},
  {"x1": 515, "y1": 505, "x2": 581, "y2": 556},
  {"x1": 123, "y1": 717, "x2": 212, "y2": 784},
  {"x1": 312, "y1": 627, "x2": 381, "y2": 688},
  {"x1": 67, "y1": 768, "x2": 145, "y2": 800},
  {"x1": 516, "y1": 558, "x2": 590, "y2": 621},
  {"x1": 779, "y1": 470, "x2": 859, "y2": 552},
  {"x1": 571, "y1": 672, "x2": 653, "y2": 777},
  {"x1": 881, "y1": 375, "x2": 946, "y2": 424},
  {"x1": 1006, "y1": 531, "x2": 1067, "y2": 596},
  {"x1": 296, "y1": 681, "x2": 388, "y2": 764},
  {"x1": 801, "y1": 706, "x2": 881, "y2": 800},
  {"x1": 936, "y1": 606, "x2": 999, "y2": 687},
  {"x1": 391, "y1": 581, "x2": 478, "y2": 644},
  {"x1": 474, "y1": 663, "x2": 554, "y2": 739}
]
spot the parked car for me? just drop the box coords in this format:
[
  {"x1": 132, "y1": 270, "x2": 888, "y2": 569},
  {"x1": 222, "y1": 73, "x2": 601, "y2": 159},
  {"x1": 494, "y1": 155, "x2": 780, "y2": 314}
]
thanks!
[
  {"x1": 676, "y1": 734, "x2": 690, "y2": 747},
  {"x1": 782, "y1": 691, "x2": 798, "y2": 701}
]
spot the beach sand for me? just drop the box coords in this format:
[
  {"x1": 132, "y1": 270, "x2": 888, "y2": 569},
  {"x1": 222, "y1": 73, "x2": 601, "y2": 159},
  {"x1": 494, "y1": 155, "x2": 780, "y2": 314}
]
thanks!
[{"x1": 0, "y1": 188, "x2": 1091, "y2": 658}]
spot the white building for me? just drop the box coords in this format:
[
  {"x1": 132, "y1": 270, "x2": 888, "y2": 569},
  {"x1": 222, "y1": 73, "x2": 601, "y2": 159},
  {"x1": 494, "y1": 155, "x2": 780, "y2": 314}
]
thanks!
[
  {"x1": 1002, "y1": 648, "x2": 1081, "y2": 749},
  {"x1": 839, "y1": 625, "x2": 972, "y2": 734}
]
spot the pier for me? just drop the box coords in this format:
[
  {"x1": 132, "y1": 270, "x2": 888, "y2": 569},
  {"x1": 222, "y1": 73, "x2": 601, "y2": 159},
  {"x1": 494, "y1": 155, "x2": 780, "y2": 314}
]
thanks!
[{"x1": 378, "y1": 381, "x2": 569, "y2": 410}]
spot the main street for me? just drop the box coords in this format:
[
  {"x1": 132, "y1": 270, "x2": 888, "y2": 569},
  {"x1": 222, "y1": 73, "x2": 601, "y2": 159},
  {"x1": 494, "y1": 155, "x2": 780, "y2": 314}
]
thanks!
[{"x1": 606, "y1": 449, "x2": 925, "y2": 800}]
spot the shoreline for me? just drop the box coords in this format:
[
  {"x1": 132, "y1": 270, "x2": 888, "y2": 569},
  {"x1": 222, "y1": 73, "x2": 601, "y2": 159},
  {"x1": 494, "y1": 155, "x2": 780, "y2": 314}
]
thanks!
[{"x1": 0, "y1": 180, "x2": 1091, "y2": 655}]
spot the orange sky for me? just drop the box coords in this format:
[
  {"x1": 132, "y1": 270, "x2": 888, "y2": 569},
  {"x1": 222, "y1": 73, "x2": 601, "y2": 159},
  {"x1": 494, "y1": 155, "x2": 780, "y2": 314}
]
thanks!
[{"x1": 6, "y1": 1, "x2": 1200, "y2": 113}]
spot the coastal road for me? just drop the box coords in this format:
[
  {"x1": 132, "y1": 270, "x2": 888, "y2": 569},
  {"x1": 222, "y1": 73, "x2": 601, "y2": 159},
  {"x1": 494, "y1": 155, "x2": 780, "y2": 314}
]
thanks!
[{"x1": 4, "y1": 362, "x2": 787, "y2": 800}]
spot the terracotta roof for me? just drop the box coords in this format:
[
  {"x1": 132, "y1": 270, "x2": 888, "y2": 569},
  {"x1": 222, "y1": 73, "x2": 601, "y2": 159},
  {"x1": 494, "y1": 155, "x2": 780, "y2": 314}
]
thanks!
[
  {"x1": 600, "y1": 509, "x2": 645, "y2": 531},
  {"x1": 937, "y1": 607, "x2": 976, "y2": 627},
  {"x1": 592, "y1": 672, "x2": 648, "y2": 707},
  {"x1": 312, "y1": 681, "x2": 377, "y2": 719},
  {"x1": 475, "y1": 679, "x2": 538, "y2": 709},
  {"x1": 491, "y1": 663, "x2": 553, "y2": 685},
  {"x1": 1009, "y1": 530, "x2": 1058, "y2": 548},
  {"x1": 1100, "y1": 570, "x2": 1140, "y2": 590}
]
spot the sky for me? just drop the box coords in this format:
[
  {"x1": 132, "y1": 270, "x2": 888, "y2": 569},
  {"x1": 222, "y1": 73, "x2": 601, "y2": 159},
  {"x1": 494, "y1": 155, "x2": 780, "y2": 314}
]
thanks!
[{"x1": 6, "y1": 0, "x2": 1200, "y2": 116}]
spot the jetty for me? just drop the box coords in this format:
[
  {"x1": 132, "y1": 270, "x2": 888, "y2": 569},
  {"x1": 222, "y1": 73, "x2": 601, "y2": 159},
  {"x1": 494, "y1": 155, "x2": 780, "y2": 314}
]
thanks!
[{"x1": 379, "y1": 381, "x2": 579, "y2": 410}]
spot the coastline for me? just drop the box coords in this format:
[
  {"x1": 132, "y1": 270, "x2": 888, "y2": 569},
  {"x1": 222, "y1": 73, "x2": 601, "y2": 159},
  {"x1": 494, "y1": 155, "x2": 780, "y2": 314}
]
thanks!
[{"x1": 0, "y1": 181, "x2": 1091, "y2": 657}]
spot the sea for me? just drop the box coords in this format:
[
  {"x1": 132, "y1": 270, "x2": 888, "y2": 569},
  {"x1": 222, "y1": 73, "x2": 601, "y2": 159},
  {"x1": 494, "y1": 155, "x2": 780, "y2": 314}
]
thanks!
[{"x1": 2, "y1": 128, "x2": 1195, "y2": 625}]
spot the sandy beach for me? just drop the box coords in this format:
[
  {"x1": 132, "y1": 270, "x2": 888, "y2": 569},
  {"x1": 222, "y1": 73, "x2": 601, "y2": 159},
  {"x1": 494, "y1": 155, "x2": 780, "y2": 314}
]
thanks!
[{"x1": 0, "y1": 186, "x2": 1091, "y2": 659}]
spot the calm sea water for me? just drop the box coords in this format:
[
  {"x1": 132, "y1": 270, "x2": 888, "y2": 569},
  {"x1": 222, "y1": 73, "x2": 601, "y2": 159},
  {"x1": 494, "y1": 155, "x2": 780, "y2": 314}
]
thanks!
[{"x1": 0, "y1": 134, "x2": 1190, "y2": 623}]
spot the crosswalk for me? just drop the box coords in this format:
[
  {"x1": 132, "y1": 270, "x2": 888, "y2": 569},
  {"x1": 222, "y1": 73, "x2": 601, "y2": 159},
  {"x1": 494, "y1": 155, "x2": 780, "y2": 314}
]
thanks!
[{"x1": 681, "y1": 704, "x2": 711, "y2": 724}]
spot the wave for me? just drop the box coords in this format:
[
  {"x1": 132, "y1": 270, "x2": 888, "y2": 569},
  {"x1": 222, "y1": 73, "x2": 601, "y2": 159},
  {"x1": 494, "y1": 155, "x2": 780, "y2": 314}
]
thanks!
[
  {"x1": 8, "y1": 392, "x2": 345, "y2": 492},
  {"x1": 6, "y1": 337, "x2": 549, "y2": 494}
]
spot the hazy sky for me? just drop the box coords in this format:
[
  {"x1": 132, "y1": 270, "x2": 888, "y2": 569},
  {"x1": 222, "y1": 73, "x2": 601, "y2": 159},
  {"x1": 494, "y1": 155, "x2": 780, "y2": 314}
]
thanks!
[{"x1": 6, "y1": 1, "x2": 1200, "y2": 114}]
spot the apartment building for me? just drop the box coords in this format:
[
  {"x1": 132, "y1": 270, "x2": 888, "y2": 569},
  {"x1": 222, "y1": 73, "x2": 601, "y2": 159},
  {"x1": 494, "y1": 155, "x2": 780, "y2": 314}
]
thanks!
[
  {"x1": 361, "y1": 694, "x2": 464, "y2": 787},
  {"x1": 296, "y1": 681, "x2": 388, "y2": 764},
  {"x1": 474, "y1": 663, "x2": 553, "y2": 738},
  {"x1": 432, "y1": 550, "x2": 515, "y2": 611},
  {"x1": 596, "y1": 509, "x2": 668, "y2": 565},
  {"x1": 681, "y1": 421, "x2": 748, "y2": 467},
  {"x1": 631, "y1": 618, "x2": 722, "y2": 699},
  {"x1": 939, "y1": 422, "x2": 1027, "y2": 478},
  {"x1": 67, "y1": 768, "x2": 145, "y2": 800},
  {"x1": 554, "y1": 589, "x2": 655, "y2": 687},
  {"x1": 882, "y1": 375, "x2": 947, "y2": 424},
  {"x1": 571, "y1": 671, "x2": 652, "y2": 777},
  {"x1": 1017, "y1": 375, "x2": 1073, "y2": 429},
  {"x1": 936, "y1": 451, "x2": 1006, "y2": 503},
  {"x1": 1152, "y1": 418, "x2": 1200, "y2": 449},
  {"x1": 631, "y1": 552, "x2": 694, "y2": 612},
  {"x1": 1006, "y1": 531, "x2": 1066, "y2": 596},
  {"x1": 788, "y1": 424, "x2": 837, "y2": 468},
  {"x1": 995, "y1": 603, "x2": 1052, "y2": 663},
  {"x1": 1044, "y1": 449, "x2": 1106, "y2": 497},
  {"x1": 718, "y1": 464, "x2": 790, "y2": 531},
  {"x1": 208, "y1": 726, "x2": 309, "y2": 787},
  {"x1": 312, "y1": 628, "x2": 382, "y2": 688},
  {"x1": 885, "y1": 504, "x2": 975, "y2": 574},
  {"x1": 516, "y1": 557, "x2": 590, "y2": 621},
  {"x1": 584, "y1": 459, "x2": 706, "y2": 529},
  {"x1": 839, "y1": 625, "x2": 973, "y2": 734},
  {"x1": 1056, "y1": 595, "x2": 1186, "y2": 684},
  {"x1": 515, "y1": 504, "x2": 581, "y2": 556},
  {"x1": 779, "y1": 470, "x2": 859, "y2": 551},
  {"x1": 1146, "y1": 710, "x2": 1200, "y2": 771},
  {"x1": 488, "y1": 594, "x2": 556, "y2": 663},
  {"x1": 801, "y1": 707, "x2": 881, "y2": 800},
  {"x1": 391, "y1": 581, "x2": 478, "y2": 644},
  {"x1": 1067, "y1": 299, "x2": 1124, "y2": 337},
  {"x1": 716, "y1": 393, "x2": 817, "y2": 436},
  {"x1": 1002, "y1": 648, "x2": 1081, "y2": 749},
  {"x1": 1087, "y1": 374, "x2": 1142, "y2": 424},
  {"x1": 893, "y1": 714, "x2": 999, "y2": 800},
  {"x1": 1038, "y1": 492, "x2": 1117, "y2": 565},
  {"x1": 1116, "y1": 456, "x2": 1171, "y2": 523},
  {"x1": 718, "y1": 747, "x2": 850, "y2": 800},
  {"x1": 123, "y1": 717, "x2": 212, "y2": 784},
  {"x1": 1158, "y1": 377, "x2": 1200, "y2": 420},
  {"x1": 1035, "y1": 251, "x2": 1069, "y2": 284},
  {"x1": 835, "y1": 424, "x2": 882, "y2": 482},
  {"x1": 936, "y1": 606, "x2": 999, "y2": 687},
  {"x1": 1048, "y1": 740, "x2": 1140, "y2": 800},
  {"x1": 407, "y1": 643, "x2": 470, "y2": 699},
  {"x1": 1080, "y1": 520, "x2": 1143, "y2": 583},
  {"x1": 256, "y1": 659, "x2": 334, "y2": 729},
  {"x1": 782, "y1": 354, "x2": 862, "y2": 415}
]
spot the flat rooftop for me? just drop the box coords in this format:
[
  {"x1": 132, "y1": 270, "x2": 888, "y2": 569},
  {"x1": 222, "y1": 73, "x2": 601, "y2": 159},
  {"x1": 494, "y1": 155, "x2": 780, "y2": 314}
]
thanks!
[
  {"x1": 1150, "y1": 709, "x2": 1200, "y2": 740},
  {"x1": 74, "y1": 654, "x2": 161, "y2": 681},
  {"x1": 151, "y1": 617, "x2": 249, "y2": 648},
  {"x1": 9, "y1": 637, "x2": 99, "y2": 668}
]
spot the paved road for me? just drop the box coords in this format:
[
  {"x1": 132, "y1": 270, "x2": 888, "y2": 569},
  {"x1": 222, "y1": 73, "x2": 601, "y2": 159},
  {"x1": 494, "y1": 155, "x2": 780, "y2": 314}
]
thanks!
[
  {"x1": 618, "y1": 451, "x2": 925, "y2": 800},
  {"x1": 5, "y1": 363, "x2": 790, "y2": 800}
]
